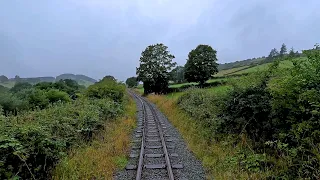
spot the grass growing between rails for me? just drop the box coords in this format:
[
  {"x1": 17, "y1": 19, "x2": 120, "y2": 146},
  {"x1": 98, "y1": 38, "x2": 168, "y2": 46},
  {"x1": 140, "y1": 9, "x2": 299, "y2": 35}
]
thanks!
[
  {"x1": 53, "y1": 94, "x2": 136, "y2": 179},
  {"x1": 148, "y1": 95, "x2": 271, "y2": 179}
]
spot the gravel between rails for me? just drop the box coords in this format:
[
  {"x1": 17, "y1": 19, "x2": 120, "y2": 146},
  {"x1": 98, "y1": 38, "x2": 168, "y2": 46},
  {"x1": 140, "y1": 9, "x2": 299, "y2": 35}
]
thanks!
[{"x1": 114, "y1": 93, "x2": 206, "y2": 180}]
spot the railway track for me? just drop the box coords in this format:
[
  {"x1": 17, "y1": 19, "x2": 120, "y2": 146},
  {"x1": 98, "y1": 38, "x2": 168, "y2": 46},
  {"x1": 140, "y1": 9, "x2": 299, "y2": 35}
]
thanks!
[{"x1": 125, "y1": 91, "x2": 183, "y2": 180}]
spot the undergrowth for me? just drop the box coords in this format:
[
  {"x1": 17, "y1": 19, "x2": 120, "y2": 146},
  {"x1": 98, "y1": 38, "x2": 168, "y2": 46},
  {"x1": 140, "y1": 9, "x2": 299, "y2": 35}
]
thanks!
[
  {"x1": 53, "y1": 94, "x2": 136, "y2": 179},
  {"x1": 148, "y1": 95, "x2": 272, "y2": 179}
]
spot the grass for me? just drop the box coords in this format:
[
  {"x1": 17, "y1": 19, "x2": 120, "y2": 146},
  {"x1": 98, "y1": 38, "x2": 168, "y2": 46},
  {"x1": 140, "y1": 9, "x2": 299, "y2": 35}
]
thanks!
[
  {"x1": 148, "y1": 95, "x2": 271, "y2": 179},
  {"x1": 231, "y1": 60, "x2": 294, "y2": 75},
  {"x1": 53, "y1": 94, "x2": 136, "y2": 180},
  {"x1": 214, "y1": 66, "x2": 250, "y2": 77},
  {"x1": 169, "y1": 82, "x2": 198, "y2": 88}
]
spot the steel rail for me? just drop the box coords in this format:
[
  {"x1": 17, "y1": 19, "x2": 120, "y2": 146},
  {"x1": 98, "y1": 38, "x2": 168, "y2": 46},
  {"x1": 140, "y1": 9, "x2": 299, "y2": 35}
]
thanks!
[
  {"x1": 130, "y1": 91, "x2": 146, "y2": 180},
  {"x1": 130, "y1": 91, "x2": 174, "y2": 180},
  {"x1": 141, "y1": 96, "x2": 175, "y2": 180}
]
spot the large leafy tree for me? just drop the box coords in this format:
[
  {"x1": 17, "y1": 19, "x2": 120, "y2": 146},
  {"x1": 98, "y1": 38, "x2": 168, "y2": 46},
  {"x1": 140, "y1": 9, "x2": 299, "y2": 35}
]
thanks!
[
  {"x1": 184, "y1": 44, "x2": 218, "y2": 85},
  {"x1": 136, "y1": 43, "x2": 176, "y2": 94},
  {"x1": 169, "y1": 66, "x2": 185, "y2": 84},
  {"x1": 126, "y1": 77, "x2": 138, "y2": 88}
]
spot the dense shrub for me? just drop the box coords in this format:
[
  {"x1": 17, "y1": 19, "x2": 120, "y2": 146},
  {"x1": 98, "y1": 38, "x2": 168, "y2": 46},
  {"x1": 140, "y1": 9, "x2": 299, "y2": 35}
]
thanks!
[
  {"x1": 0, "y1": 76, "x2": 126, "y2": 179},
  {"x1": 0, "y1": 92, "x2": 28, "y2": 115},
  {"x1": 45, "y1": 89, "x2": 71, "y2": 103},
  {"x1": 0, "y1": 98, "x2": 123, "y2": 179},
  {"x1": 9, "y1": 82, "x2": 32, "y2": 93},
  {"x1": 177, "y1": 46, "x2": 320, "y2": 178},
  {"x1": 86, "y1": 78, "x2": 125, "y2": 103}
]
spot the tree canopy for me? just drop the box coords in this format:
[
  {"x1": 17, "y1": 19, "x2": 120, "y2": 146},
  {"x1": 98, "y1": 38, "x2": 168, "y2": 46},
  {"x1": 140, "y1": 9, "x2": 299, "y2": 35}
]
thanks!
[
  {"x1": 125, "y1": 77, "x2": 138, "y2": 88},
  {"x1": 169, "y1": 66, "x2": 185, "y2": 84},
  {"x1": 136, "y1": 43, "x2": 176, "y2": 94},
  {"x1": 184, "y1": 44, "x2": 218, "y2": 85},
  {"x1": 279, "y1": 43, "x2": 287, "y2": 57}
]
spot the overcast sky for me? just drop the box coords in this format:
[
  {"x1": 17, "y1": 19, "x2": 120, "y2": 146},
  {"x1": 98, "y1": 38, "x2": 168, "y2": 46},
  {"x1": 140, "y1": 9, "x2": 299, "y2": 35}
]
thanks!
[{"x1": 1, "y1": 0, "x2": 319, "y2": 81}]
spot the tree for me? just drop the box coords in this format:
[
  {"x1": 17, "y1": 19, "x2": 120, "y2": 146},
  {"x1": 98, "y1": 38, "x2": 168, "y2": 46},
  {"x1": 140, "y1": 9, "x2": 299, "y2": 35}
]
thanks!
[
  {"x1": 10, "y1": 82, "x2": 32, "y2": 93},
  {"x1": 184, "y1": 44, "x2": 218, "y2": 85},
  {"x1": 0, "y1": 75, "x2": 8, "y2": 83},
  {"x1": 102, "y1": 75, "x2": 116, "y2": 82},
  {"x1": 136, "y1": 43, "x2": 176, "y2": 94},
  {"x1": 280, "y1": 43, "x2": 287, "y2": 57},
  {"x1": 265, "y1": 48, "x2": 279, "y2": 63},
  {"x1": 289, "y1": 47, "x2": 295, "y2": 57},
  {"x1": 169, "y1": 66, "x2": 185, "y2": 84},
  {"x1": 14, "y1": 75, "x2": 21, "y2": 82},
  {"x1": 126, "y1": 77, "x2": 138, "y2": 88}
]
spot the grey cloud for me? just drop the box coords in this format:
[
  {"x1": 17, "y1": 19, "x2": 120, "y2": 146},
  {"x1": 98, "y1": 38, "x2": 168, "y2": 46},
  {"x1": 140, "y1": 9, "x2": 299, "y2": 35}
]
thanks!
[{"x1": 0, "y1": 0, "x2": 319, "y2": 81}]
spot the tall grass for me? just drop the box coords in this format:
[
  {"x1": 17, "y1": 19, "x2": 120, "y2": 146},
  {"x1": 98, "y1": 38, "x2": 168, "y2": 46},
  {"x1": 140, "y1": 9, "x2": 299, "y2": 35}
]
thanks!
[
  {"x1": 53, "y1": 94, "x2": 136, "y2": 179},
  {"x1": 148, "y1": 95, "x2": 272, "y2": 179}
]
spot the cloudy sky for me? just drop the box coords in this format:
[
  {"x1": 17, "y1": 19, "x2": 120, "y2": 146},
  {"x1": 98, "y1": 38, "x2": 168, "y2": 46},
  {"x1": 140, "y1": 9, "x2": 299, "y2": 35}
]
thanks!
[{"x1": 1, "y1": 0, "x2": 319, "y2": 80}]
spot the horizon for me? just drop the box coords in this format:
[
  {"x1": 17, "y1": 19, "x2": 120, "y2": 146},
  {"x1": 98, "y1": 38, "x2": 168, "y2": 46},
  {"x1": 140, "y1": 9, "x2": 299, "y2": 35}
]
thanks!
[{"x1": 1, "y1": 0, "x2": 319, "y2": 81}]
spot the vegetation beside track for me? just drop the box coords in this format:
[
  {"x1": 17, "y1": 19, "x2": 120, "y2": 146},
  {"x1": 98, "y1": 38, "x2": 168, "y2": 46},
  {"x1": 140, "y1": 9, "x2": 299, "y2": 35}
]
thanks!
[
  {"x1": 0, "y1": 77, "x2": 131, "y2": 179},
  {"x1": 53, "y1": 94, "x2": 136, "y2": 179},
  {"x1": 147, "y1": 47, "x2": 320, "y2": 179}
]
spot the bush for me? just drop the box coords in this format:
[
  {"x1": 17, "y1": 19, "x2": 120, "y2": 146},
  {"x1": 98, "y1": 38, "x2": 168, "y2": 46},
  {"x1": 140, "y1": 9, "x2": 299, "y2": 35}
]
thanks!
[
  {"x1": 10, "y1": 82, "x2": 32, "y2": 93},
  {"x1": 86, "y1": 78, "x2": 125, "y2": 103},
  {"x1": 0, "y1": 98, "x2": 123, "y2": 179},
  {"x1": 0, "y1": 92, "x2": 28, "y2": 115},
  {"x1": 177, "y1": 46, "x2": 320, "y2": 178},
  {"x1": 45, "y1": 89, "x2": 71, "y2": 103}
]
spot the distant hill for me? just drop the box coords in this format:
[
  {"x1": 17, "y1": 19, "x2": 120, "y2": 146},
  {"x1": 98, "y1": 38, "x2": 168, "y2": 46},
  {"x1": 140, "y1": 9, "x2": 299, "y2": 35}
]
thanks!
[
  {"x1": 1, "y1": 74, "x2": 97, "y2": 88},
  {"x1": 56, "y1": 74, "x2": 97, "y2": 83}
]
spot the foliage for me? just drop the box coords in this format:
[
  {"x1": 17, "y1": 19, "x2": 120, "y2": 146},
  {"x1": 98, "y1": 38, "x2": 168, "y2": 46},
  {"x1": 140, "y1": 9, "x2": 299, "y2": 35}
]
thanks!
[
  {"x1": 177, "y1": 45, "x2": 320, "y2": 178},
  {"x1": 45, "y1": 89, "x2": 71, "y2": 104},
  {"x1": 10, "y1": 82, "x2": 32, "y2": 93},
  {"x1": 279, "y1": 43, "x2": 287, "y2": 57},
  {"x1": 125, "y1": 77, "x2": 138, "y2": 88},
  {"x1": 0, "y1": 92, "x2": 28, "y2": 116},
  {"x1": 185, "y1": 44, "x2": 218, "y2": 85},
  {"x1": 86, "y1": 78, "x2": 125, "y2": 103},
  {"x1": 102, "y1": 75, "x2": 117, "y2": 82},
  {"x1": 169, "y1": 66, "x2": 185, "y2": 83},
  {"x1": 136, "y1": 43, "x2": 176, "y2": 94},
  {"x1": 53, "y1": 94, "x2": 136, "y2": 180},
  {"x1": 0, "y1": 85, "x2": 9, "y2": 93}
]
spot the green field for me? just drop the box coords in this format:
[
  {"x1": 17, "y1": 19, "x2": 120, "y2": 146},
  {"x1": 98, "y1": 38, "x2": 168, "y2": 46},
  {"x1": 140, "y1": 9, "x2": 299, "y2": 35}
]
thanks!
[
  {"x1": 214, "y1": 66, "x2": 250, "y2": 77},
  {"x1": 231, "y1": 60, "x2": 293, "y2": 75}
]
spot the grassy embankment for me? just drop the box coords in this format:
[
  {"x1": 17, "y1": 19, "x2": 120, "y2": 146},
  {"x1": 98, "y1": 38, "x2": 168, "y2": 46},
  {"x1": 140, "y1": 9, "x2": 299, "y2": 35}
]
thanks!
[
  {"x1": 148, "y1": 87, "x2": 271, "y2": 179},
  {"x1": 145, "y1": 56, "x2": 319, "y2": 179},
  {"x1": 53, "y1": 94, "x2": 136, "y2": 179}
]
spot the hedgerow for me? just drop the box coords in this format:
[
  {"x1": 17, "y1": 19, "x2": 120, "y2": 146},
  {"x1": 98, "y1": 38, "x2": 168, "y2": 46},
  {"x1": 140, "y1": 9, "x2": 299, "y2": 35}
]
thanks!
[
  {"x1": 177, "y1": 46, "x2": 320, "y2": 178},
  {"x1": 0, "y1": 78, "x2": 126, "y2": 179}
]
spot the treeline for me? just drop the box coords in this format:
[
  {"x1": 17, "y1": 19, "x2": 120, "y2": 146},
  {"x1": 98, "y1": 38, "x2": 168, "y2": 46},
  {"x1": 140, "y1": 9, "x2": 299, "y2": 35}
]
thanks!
[
  {"x1": 126, "y1": 43, "x2": 219, "y2": 94},
  {"x1": 0, "y1": 77, "x2": 126, "y2": 179},
  {"x1": 0, "y1": 80, "x2": 83, "y2": 115},
  {"x1": 127, "y1": 43, "x2": 307, "y2": 91},
  {"x1": 0, "y1": 73, "x2": 96, "y2": 84},
  {"x1": 177, "y1": 46, "x2": 320, "y2": 178},
  {"x1": 218, "y1": 43, "x2": 303, "y2": 70}
]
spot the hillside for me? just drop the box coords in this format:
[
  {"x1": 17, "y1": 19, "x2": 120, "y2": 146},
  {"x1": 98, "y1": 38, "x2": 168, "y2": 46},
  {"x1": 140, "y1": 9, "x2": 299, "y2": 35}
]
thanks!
[
  {"x1": 215, "y1": 58, "x2": 302, "y2": 77},
  {"x1": 0, "y1": 73, "x2": 97, "y2": 88}
]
